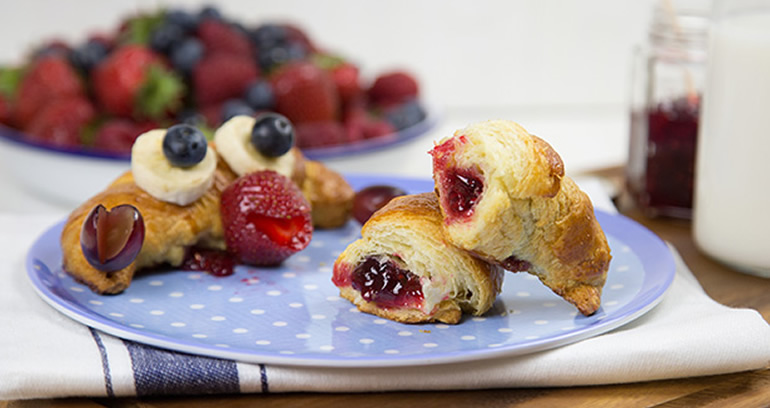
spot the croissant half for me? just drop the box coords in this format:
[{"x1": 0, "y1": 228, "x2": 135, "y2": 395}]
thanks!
[
  {"x1": 332, "y1": 193, "x2": 504, "y2": 324},
  {"x1": 430, "y1": 120, "x2": 611, "y2": 315},
  {"x1": 61, "y1": 156, "x2": 237, "y2": 294}
]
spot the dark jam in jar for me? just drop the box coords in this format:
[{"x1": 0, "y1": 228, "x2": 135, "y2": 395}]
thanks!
[
  {"x1": 626, "y1": 97, "x2": 699, "y2": 218},
  {"x1": 626, "y1": 2, "x2": 708, "y2": 219},
  {"x1": 645, "y1": 97, "x2": 699, "y2": 214}
]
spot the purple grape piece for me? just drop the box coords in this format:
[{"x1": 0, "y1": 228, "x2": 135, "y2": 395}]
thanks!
[
  {"x1": 352, "y1": 185, "x2": 407, "y2": 224},
  {"x1": 80, "y1": 203, "x2": 145, "y2": 272}
]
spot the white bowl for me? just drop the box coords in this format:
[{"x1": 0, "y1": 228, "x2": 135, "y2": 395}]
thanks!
[
  {"x1": 0, "y1": 109, "x2": 439, "y2": 207},
  {"x1": 0, "y1": 125, "x2": 130, "y2": 207}
]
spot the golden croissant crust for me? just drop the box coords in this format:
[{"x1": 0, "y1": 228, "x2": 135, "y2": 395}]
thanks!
[
  {"x1": 431, "y1": 120, "x2": 611, "y2": 316},
  {"x1": 61, "y1": 146, "x2": 353, "y2": 294},
  {"x1": 333, "y1": 193, "x2": 504, "y2": 324}
]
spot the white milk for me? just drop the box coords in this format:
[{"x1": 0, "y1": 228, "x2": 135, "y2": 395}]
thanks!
[{"x1": 694, "y1": 11, "x2": 770, "y2": 276}]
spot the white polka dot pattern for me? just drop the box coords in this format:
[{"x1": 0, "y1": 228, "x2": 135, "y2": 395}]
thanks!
[{"x1": 27, "y1": 177, "x2": 675, "y2": 367}]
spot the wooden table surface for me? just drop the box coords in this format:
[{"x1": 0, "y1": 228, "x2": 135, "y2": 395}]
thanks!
[{"x1": 4, "y1": 177, "x2": 770, "y2": 408}]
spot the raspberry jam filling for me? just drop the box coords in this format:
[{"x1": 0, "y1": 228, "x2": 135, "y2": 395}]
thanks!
[
  {"x1": 181, "y1": 248, "x2": 236, "y2": 277},
  {"x1": 350, "y1": 256, "x2": 424, "y2": 309},
  {"x1": 429, "y1": 135, "x2": 484, "y2": 221},
  {"x1": 443, "y1": 167, "x2": 483, "y2": 219}
]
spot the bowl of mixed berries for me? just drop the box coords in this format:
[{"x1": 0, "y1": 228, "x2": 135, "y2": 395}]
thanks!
[{"x1": 0, "y1": 5, "x2": 434, "y2": 205}]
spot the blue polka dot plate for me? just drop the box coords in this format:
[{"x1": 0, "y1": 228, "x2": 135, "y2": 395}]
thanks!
[{"x1": 26, "y1": 175, "x2": 675, "y2": 368}]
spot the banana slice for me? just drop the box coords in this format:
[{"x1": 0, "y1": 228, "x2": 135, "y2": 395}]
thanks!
[
  {"x1": 131, "y1": 129, "x2": 217, "y2": 206},
  {"x1": 214, "y1": 115, "x2": 296, "y2": 177}
]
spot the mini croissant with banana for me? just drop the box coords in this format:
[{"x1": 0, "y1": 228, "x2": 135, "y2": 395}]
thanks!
[{"x1": 61, "y1": 113, "x2": 354, "y2": 294}]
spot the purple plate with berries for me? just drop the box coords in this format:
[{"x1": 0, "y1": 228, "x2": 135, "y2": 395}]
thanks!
[{"x1": 26, "y1": 175, "x2": 675, "y2": 368}]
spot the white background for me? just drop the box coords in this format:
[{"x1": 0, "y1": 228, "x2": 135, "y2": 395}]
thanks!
[{"x1": 0, "y1": 0, "x2": 653, "y2": 108}]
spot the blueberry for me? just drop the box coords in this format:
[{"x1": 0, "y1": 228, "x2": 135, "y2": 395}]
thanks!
[
  {"x1": 69, "y1": 40, "x2": 108, "y2": 73},
  {"x1": 170, "y1": 38, "x2": 204, "y2": 75},
  {"x1": 33, "y1": 42, "x2": 69, "y2": 60},
  {"x1": 199, "y1": 5, "x2": 223, "y2": 21},
  {"x1": 150, "y1": 22, "x2": 185, "y2": 54},
  {"x1": 385, "y1": 100, "x2": 427, "y2": 131},
  {"x1": 221, "y1": 99, "x2": 255, "y2": 123},
  {"x1": 243, "y1": 80, "x2": 275, "y2": 110},
  {"x1": 163, "y1": 124, "x2": 208, "y2": 167},
  {"x1": 251, "y1": 113, "x2": 295, "y2": 157},
  {"x1": 250, "y1": 24, "x2": 288, "y2": 50},
  {"x1": 257, "y1": 42, "x2": 306, "y2": 72},
  {"x1": 165, "y1": 9, "x2": 199, "y2": 32}
]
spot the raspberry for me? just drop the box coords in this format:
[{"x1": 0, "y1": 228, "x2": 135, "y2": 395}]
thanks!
[
  {"x1": 295, "y1": 121, "x2": 346, "y2": 148},
  {"x1": 367, "y1": 71, "x2": 419, "y2": 107},
  {"x1": 220, "y1": 170, "x2": 313, "y2": 266}
]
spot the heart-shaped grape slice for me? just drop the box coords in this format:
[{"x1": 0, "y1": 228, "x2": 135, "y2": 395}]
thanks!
[{"x1": 80, "y1": 204, "x2": 145, "y2": 272}]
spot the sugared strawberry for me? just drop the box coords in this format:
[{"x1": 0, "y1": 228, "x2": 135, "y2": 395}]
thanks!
[
  {"x1": 193, "y1": 54, "x2": 258, "y2": 107},
  {"x1": 13, "y1": 55, "x2": 84, "y2": 128},
  {"x1": 367, "y1": 71, "x2": 419, "y2": 107},
  {"x1": 271, "y1": 61, "x2": 339, "y2": 124},
  {"x1": 295, "y1": 121, "x2": 346, "y2": 148},
  {"x1": 92, "y1": 44, "x2": 184, "y2": 119},
  {"x1": 92, "y1": 118, "x2": 157, "y2": 154},
  {"x1": 25, "y1": 95, "x2": 95, "y2": 147},
  {"x1": 220, "y1": 170, "x2": 313, "y2": 266},
  {"x1": 197, "y1": 19, "x2": 253, "y2": 58}
]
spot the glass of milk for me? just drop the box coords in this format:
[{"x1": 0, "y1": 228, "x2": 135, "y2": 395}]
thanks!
[{"x1": 693, "y1": 0, "x2": 770, "y2": 277}]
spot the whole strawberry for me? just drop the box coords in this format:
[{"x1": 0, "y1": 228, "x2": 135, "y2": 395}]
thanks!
[
  {"x1": 0, "y1": 94, "x2": 10, "y2": 125},
  {"x1": 92, "y1": 118, "x2": 157, "y2": 154},
  {"x1": 221, "y1": 170, "x2": 313, "y2": 266},
  {"x1": 271, "y1": 61, "x2": 339, "y2": 124},
  {"x1": 92, "y1": 44, "x2": 184, "y2": 119},
  {"x1": 197, "y1": 19, "x2": 253, "y2": 58},
  {"x1": 14, "y1": 55, "x2": 84, "y2": 128},
  {"x1": 25, "y1": 95, "x2": 95, "y2": 147},
  {"x1": 331, "y1": 61, "x2": 362, "y2": 108},
  {"x1": 193, "y1": 53, "x2": 258, "y2": 108}
]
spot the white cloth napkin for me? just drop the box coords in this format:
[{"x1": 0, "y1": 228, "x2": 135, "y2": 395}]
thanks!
[{"x1": 1, "y1": 197, "x2": 770, "y2": 398}]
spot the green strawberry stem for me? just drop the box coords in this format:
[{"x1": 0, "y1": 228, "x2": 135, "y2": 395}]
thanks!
[
  {"x1": 119, "y1": 11, "x2": 166, "y2": 45},
  {"x1": 0, "y1": 67, "x2": 23, "y2": 98},
  {"x1": 310, "y1": 52, "x2": 345, "y2": 70},
  {"x1": 136, "y1": 64, "x2": 185, "y2": 119}
]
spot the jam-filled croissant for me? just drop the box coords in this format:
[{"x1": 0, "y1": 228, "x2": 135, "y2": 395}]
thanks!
[
  {"x1": 332, "y1": 192, "x2": 504, "y2": 324},
  {"x1": 430, "y1": 120, "x2": 611, "y2": 316}
]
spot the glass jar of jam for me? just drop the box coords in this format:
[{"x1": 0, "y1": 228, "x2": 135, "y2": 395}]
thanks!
[{"x1": 626, "y1": 1, "x2": 710, "y2": 218}]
